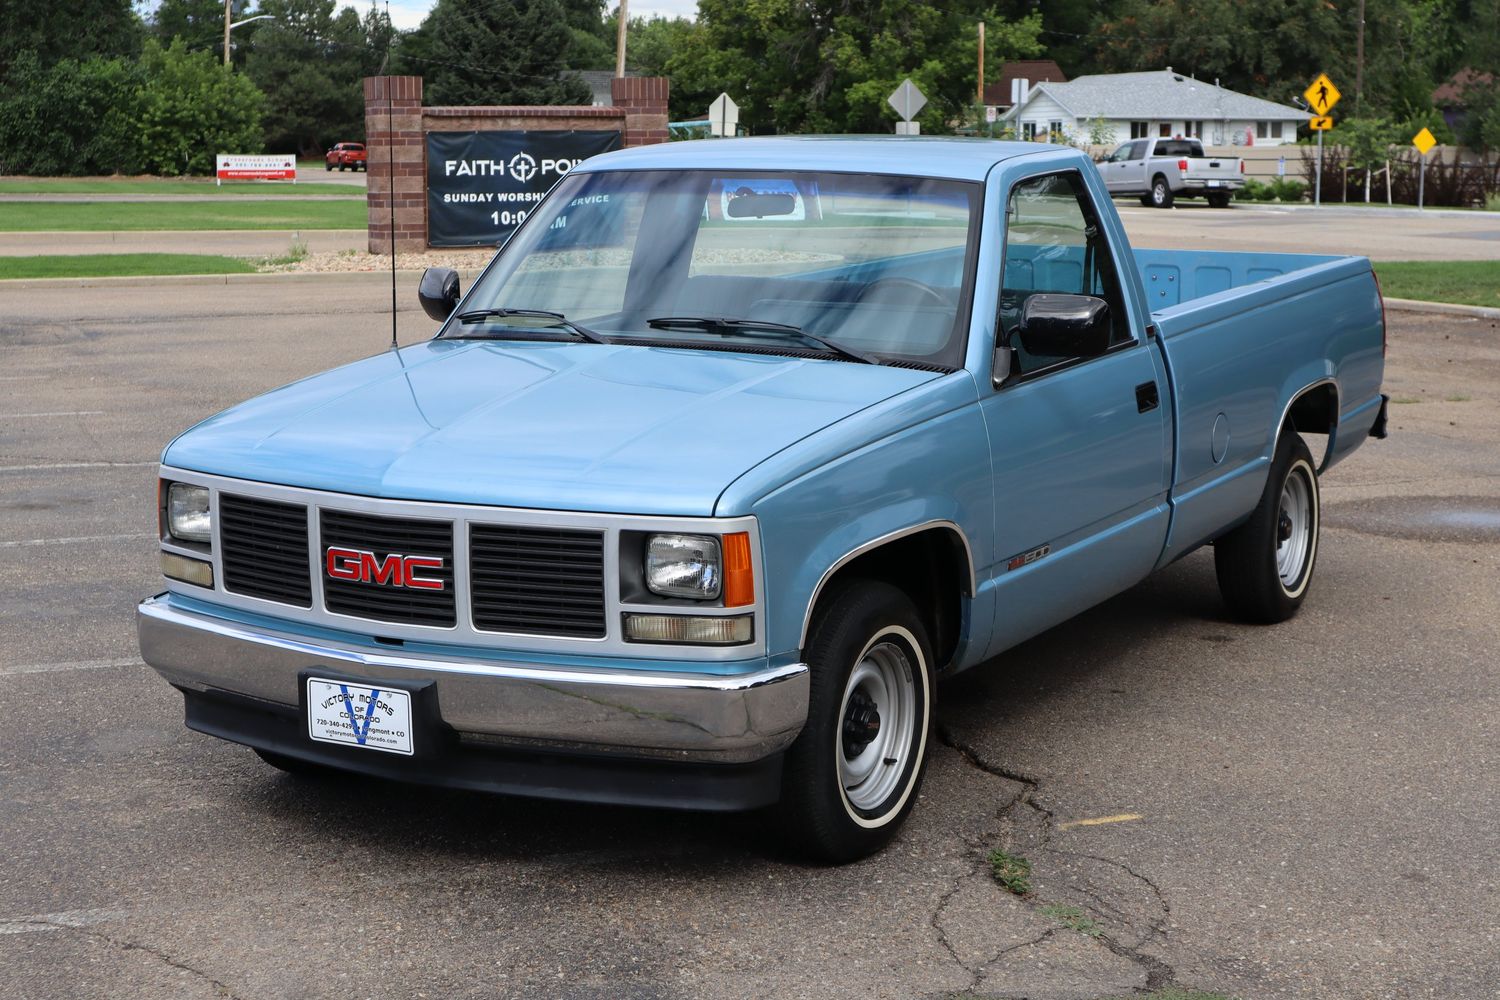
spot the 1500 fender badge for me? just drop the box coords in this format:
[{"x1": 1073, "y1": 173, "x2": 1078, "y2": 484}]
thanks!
[
  {"x1": 325, "y1": 547, "x2": 445, "y2": 590},
  {"x1": 1006, "y1": 544, "x2": 1051, "y2": 571}
]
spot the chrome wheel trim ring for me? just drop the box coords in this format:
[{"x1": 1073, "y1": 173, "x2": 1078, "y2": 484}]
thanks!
[
  {"x1": 1276, "y1": 464, "x2": 1313, "y2": 590},
  {"x1": 836, "y1": 627, "x2": 926, "y2": 826}
]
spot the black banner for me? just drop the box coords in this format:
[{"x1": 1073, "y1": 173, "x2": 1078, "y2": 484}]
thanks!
[{"x1": 425, "y1": 130, "x2": 622, "y2": 248}]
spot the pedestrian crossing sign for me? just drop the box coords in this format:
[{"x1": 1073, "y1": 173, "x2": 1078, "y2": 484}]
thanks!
[
  {"x1": 1412, "y1": 127, "x2": 1437, "y2": 155},
  {"x1": 1304, "y1": 74, "x2": 1341, "y2": 116}
]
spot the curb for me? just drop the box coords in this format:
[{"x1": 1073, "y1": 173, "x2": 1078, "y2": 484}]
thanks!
[
  {"x1": 1, "y1": 268, "x2": 486, "y2": 290},
  {"x1": 1383, "y1": 297, "x2": 1500, "y2": 320}
]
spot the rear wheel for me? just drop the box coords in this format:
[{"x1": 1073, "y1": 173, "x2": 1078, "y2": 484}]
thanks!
[
  {"x1": 776, "y1": 580, "x2": 933, "y2": 863},
  {"x1": 1150, "y1": 175, "x2": 1174, "y2": 208},
  {"x1": 1207, "y1": 191, "x2": 1232, "y2": 208},
  {"x1": 1215, "y1": 431, "x2": 1320, "y2": 623}
]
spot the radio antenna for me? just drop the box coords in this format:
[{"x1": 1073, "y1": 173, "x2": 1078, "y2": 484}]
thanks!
[{"x1": 383, "y1": 0, "x2": 397, "y2": 352}]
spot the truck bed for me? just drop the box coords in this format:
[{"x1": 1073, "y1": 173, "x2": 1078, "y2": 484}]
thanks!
[{"x1": 1134, "y1": 247, "x2": 1386, "y2": 564}]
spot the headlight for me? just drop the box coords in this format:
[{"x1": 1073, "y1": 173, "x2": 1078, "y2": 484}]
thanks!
[
  {"x1": 645, "y1": 533, "x2": 721, "y2": 600},
  {"x1": 166, "y1": 483, "x2": 211, "y2": 543}
]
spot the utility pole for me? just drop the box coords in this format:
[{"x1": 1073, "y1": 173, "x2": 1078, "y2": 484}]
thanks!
[
  {"x1": 976, "y1": 21, "x2": 985, "y2": 105},
  {"x1": 224, "y1": 0, "x2": 232, "y2": 68},
  {"x1": 1355, "y1": 0, "x2": 1365, "y2": 114},
  {"x1": 615, "y1": 0, "x2": 629, "y2": 79}
]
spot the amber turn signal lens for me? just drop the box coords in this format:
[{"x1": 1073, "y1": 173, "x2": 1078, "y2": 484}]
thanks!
[{"x1": 722, "y1": 531, "x2": 754, "y2": 607}]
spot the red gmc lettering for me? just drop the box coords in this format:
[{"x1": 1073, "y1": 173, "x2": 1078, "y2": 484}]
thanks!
[{"x1": 324, "y1": 547, "x2": 445, "y2": 590}]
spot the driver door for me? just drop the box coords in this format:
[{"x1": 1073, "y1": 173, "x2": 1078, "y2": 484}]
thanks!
[{"x1": 978, "y1": 168, "x2": 1172, "y2": 658}]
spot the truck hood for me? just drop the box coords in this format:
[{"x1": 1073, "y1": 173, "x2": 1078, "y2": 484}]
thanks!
[{"x1": 164, "y1": 339, "x2": 940, "y2": 516}]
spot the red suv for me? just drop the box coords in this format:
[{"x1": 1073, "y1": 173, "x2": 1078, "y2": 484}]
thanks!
[{"x1": 325, "y1": 143, "x2": 367, "y2": 172}]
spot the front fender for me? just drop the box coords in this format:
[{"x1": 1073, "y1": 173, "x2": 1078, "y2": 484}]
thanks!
[{"x1": 721, "y1": 375, "x2": 993, "y2": 660}]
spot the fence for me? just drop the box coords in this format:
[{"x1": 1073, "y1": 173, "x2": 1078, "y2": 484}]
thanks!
[{"x1": 1301, "y1": 147, "x2": 1499, "y2": 208}]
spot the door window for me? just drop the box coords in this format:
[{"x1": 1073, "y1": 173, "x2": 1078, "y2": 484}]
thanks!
[{"x1": 999, "y1": 172, "x2": 1132, "y2": 378}]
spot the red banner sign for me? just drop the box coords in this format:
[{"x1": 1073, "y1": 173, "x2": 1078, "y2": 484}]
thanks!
[{"x1": 215, "y1": 154, "x2": 296, "y2": 182}]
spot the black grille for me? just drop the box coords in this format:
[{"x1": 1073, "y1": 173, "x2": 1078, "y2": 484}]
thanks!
[
  {"x1": 470, "y1": 525, "x2": 606, "y2": 638},
  {"x1": 219, "y1": 494, "x2": 312, "y2": 607},
  {"x1": 320, "y1": 509, "x2": 455, "y2": 627}
]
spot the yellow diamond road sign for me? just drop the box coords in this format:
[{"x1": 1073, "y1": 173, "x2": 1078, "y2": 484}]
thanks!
[
  {"x1": 1309, "y1": 116, "x2": 1333, "y2": 131},
  {"x1": 1413, "y1": 127, "x2": 1437, "y2": 155},
  {"x1": 1304, "y1": 74, "x2": 1341, "y2": 116}
]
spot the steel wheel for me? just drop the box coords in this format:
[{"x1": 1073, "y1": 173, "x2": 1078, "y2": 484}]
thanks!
[
  {"x1": 1215, "y1": 431, "x2": 1320, "y2": 623},
  {"x1": 777, "y1": 580, "x2": 933, "y2": 862},
  {"x1": 1276, "y1": 466, "x2": 1314, "y2": 589},
  {"x1": 838, "y1": 635, "x2": 918, "y2": 815}
]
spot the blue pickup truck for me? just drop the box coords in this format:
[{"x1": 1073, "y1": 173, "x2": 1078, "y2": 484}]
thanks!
[{"x1": 139, "y1": 138, "x2": 1387, "y2": 861}]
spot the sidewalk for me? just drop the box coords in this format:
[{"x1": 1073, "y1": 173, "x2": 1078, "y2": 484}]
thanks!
[{"x1": 0, "y1": 229, "x2": 366, "y2": 256}]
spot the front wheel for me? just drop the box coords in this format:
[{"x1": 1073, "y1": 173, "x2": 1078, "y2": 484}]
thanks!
[
  {"x1": 1215, "y1": 431, "x2": 1320, "y2": 623},
  {"x1": 324, "y1": 162, "x2": 332, "y2": 171},
  {"x1": 776, "y1": 580, "x2": 933, "y2": 863},
  {"x1": 1151, "y1": 175, "x2": 1174, "y2": 208}
]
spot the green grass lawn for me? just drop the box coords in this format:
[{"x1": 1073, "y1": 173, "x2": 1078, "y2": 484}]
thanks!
[
  {"x1": 0, "y1": 178, "x2": 361, "y2": 196},
  {"x1": 1374, "y1": 261, "x2": 1500, "y2": 308},
  {"x1": 0, "y1": 200, "x2": 366, "y2": 231},
  {"x1": 0, "y1": 254, "x2": 257, "y2": 279}
]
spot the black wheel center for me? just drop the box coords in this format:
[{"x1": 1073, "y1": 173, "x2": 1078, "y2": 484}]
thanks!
[
  {"x1": 842, "y1": 689, "x2": 881, "y2": 759},
  {"x1": 1278, "y1": 510, "x2": 1294, "y2": 543}
]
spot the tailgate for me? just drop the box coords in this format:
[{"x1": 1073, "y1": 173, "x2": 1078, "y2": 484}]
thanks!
[{"x1": 1183, "y1": 158, "x2": 1241, "y2": 180}]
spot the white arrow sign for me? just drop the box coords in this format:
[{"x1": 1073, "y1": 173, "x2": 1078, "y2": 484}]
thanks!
[
  {"x1": 887, "y1": 78, "x2": 927, "y2": 122},
  {"x1": 708, "y1": 92, "x2": 740, "y2": 137}
]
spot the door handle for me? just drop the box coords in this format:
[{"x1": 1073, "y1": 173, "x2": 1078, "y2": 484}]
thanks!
[{"x1": 1135, "y1": 381, "x2": 1160, "y2": 413}]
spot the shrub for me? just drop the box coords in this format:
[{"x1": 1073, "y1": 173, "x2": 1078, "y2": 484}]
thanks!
[
  {"x1": 135, "y1": 39, "x2": 265, "y2": 175},
  {"x1": 1270, "y1": 178, "x2": 1306, "y2": 202},
  {"x1": 1236, "y1": 178, "x2": 1270, "y2": 201},
  {"x1": 0, "y1": 52, "x2": 144, "y2": 175}
]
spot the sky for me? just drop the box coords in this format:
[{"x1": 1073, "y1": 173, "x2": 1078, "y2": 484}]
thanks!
[{"x1": 372, "y1": 0, "x2": 699, "y2": 31}]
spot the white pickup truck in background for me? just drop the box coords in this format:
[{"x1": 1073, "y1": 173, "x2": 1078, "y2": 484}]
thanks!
[{"x1": 1098, "y1": 137, "x2": 1245, "y2": 208}]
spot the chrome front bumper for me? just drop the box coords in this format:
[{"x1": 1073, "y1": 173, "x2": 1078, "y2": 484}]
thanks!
[{"x1": 137, "y1": 594, "x2": 809, "y2": 764}]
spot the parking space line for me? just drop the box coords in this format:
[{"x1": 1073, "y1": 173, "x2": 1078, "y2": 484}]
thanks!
[
  {"x1": 0, "y1": 532, "x2": 154, "y2": 548},
  {"x1": 1057, "y1": 813, "x2": 1144, "y2": 830},
  {"x1": 0, "y1": 658, "x2": 144, "y2": 678},
  {"x1": 0, "y1": 460, "x2": 157, "y2": 473},
  {"x1": 0, "y1": 410, "x2": 106, "y2": 418}
]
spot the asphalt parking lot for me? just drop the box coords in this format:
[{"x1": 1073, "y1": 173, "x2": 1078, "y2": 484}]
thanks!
[{"x1": 1, "y1": 275, "x2": 1497, "y2": 999}]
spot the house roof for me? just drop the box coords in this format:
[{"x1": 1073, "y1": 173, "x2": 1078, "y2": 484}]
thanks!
[
  {"x1": 1005, "y1": 70, "x2": 1304, "y2": 121},
  {"x1": 1433, "y1": 68, "x2": 1494, "y2": 106},
  {"x1": 983, "y1": 60, "x2": 1067, "y2": 107}
]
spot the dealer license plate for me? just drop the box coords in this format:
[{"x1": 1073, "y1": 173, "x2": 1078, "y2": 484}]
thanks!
[
  {"x1": 1207, "y1": 180, "x2": 1221, "y2": 187},
  {"x1": 306, "y1": 678, "x2": 414, "y2": 755}
]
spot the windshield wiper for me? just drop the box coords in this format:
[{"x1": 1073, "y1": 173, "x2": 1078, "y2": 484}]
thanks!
[
  {"x1": 452, "y1": 308, "x2": 610, "y2": 345},
  {"x1": 645, "y1": 316, "x2": 881, "y2": 366}
]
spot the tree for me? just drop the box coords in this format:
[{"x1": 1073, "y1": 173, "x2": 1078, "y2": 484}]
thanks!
[
  {"x1": 662, "y1": 0, "x2": 1042, "y2": 135},
  {"x1": 0, "y1": 0, "x2": 143, "y2": 78},
  {"x1": 0, "y1": 53, "x2": 144, "y2": 174},
  {"x1": 418, "y1": 0, "x2": 591, "y2": 106},
  {"x1": 562, "y1": 0, "x2": 613, "y2": 70},
  {"x1": 245, "y1": 0, "x2": 389, "y2": 155},
  {"x1": 135, "y1": 38, "x2": 265, "y2": 174},
  {"x1": 153, "y1": 0, "x2": 238, "y2": 61}
]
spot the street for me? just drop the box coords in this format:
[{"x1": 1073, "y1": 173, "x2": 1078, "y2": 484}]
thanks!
[{"x1": 1, "y1": 274, "x2": 1497, "y2": 999}]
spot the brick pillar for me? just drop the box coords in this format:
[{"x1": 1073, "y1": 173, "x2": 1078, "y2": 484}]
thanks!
[
  {"x1": 611, "y1": 77, "x2": 670, "y2": 146},
  {"x1": 364, "y1": 76, "x2": 425, "y2": 254}
]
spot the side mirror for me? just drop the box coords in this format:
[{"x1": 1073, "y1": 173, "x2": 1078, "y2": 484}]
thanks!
[
  {"x1": 418, "y1": 267, "x2": 460, "y2": 321},
  {"x1": 1017, "y1": 293, "x2": 1111, "y2": 359}
]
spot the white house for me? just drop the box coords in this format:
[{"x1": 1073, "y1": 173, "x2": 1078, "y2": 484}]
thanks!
[{"x1": 1000, "y1": 69, "x2": 1306, "y2": 147}]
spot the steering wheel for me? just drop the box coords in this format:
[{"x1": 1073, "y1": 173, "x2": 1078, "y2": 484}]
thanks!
[{"x1": 856, "y1": 276, "x2": 948, "y2": 307}]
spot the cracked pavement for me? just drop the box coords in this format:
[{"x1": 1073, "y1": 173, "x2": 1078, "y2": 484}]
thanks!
[{"x1": 2, "y1": 274, "x2": 1498, "y2": 999}]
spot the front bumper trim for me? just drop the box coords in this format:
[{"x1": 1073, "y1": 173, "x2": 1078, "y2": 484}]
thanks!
[{"x1": 137, "y1": 594, "x2": 809, "y2": 764}]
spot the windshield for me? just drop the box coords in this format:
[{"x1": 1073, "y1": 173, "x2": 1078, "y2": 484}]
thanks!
[{"x1": 445, "y1": 168, "x2": 981, "y2": 369}]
